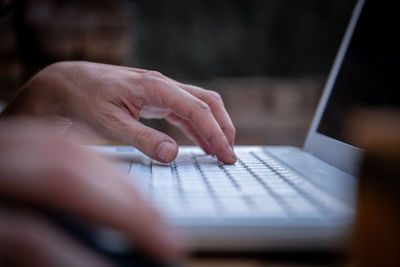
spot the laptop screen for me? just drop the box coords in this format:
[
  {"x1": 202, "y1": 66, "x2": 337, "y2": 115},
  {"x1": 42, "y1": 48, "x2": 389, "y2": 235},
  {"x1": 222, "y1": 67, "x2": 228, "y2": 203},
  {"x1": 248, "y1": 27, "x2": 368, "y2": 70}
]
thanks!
[{"x1": 316, "y1": 0, "x2": 400, "y2": 148}]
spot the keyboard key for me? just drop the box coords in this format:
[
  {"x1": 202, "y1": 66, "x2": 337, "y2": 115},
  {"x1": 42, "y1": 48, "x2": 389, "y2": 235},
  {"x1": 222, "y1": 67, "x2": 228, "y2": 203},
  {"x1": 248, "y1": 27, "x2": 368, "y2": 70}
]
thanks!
[{"x1": 143, "y1": 149, "x2": 351, "y2": 221}]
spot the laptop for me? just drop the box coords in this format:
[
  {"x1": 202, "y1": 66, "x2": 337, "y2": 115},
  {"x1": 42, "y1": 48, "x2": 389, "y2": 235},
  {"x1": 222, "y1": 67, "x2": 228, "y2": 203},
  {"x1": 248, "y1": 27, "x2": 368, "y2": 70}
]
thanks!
[{"x1": 93, "y1": 0, "x2": 399, "y2": 252}]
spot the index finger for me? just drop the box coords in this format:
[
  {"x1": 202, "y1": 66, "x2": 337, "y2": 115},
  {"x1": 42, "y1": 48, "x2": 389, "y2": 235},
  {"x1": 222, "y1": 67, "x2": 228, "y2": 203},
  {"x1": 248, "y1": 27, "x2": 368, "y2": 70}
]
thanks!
[
  {"x1": 147, "y1": 73, "x2": 236, "y2": 147},
  {"x1": 142, "y1": 78, "x2": 236, "y2": 164},
  {"x1": 126, "y1": 69, "x2": 236, "y2": 147},
  {"x1": 178, "y1": 84, "x2": 236, "y2": 147}
]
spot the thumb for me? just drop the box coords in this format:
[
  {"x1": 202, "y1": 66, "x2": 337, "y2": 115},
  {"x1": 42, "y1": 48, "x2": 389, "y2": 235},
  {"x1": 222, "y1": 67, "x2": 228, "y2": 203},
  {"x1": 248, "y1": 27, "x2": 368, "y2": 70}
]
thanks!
[{"x1": 114, "y1": 118, "x2": 178, "y2": 163}]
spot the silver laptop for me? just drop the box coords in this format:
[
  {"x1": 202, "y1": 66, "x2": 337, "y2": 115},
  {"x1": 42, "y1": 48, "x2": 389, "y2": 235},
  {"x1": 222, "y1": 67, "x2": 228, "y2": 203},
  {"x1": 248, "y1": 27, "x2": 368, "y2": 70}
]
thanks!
[{"x1": 94, "y1": 0, "x2": 397, "y2": 251}]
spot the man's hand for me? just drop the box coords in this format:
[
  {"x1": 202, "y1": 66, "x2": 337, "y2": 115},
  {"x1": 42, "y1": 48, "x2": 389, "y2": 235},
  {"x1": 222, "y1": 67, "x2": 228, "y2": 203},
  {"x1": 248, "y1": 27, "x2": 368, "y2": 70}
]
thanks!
[
  {"x1": 0, "y1": 121, "x2": 183, "y2": 266},
  {"x1": 3, "y1": 61, "x2": 236, "y2": 164}
]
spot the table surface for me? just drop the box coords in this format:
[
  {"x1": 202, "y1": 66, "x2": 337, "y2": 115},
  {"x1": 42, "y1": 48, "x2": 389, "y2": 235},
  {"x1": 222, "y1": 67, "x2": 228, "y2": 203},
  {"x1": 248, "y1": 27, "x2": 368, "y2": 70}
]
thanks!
[{"x1": 184, "y1": 252, "x2": 347, "y2": 267}]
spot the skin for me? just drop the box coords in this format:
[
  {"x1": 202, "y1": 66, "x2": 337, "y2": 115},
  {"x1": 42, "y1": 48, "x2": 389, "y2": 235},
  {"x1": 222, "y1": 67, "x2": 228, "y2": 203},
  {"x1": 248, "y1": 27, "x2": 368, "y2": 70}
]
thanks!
[
  {"x1": 0, "y1": 121, "x2": 184, "y2": 266},
  {"x1": 3, "y1": 61, "x2": 236, "y2": 164},
  {"x1": 0, "y1": 61, "x2": 237, "y2": 265}
]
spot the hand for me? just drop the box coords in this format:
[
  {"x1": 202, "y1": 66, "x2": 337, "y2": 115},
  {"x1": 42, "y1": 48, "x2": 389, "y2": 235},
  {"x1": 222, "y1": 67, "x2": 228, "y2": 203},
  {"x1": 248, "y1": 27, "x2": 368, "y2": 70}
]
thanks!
[
  {"x1": 0, "y1": 120, "x2": 183, "y2": 266},
  {"x1": 2, "y1": 61, "x2": 236, "y2": 164}
]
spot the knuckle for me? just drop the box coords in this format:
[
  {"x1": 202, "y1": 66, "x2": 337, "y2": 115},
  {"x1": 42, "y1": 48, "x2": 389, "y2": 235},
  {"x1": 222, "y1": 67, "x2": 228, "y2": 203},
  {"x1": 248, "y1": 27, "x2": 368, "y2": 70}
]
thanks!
[
  {"x1": 187, "y1": 100, "x2": 210, "y2": 120},
  {"x1": 195, "y1": 100, "x2": 211, "y2": 112},
  {"x1": 207, "y1": 91, "x2": 223, "y2": 104},
  {"x1": 138, "y1": 74, "x2": 170, "y2": 98},
  {"x1": 139, "y1": 72, "x2": 158, "y2": 85},
  {"x1": 144, "y1": 70, "x2": 164, "y2": 79}
]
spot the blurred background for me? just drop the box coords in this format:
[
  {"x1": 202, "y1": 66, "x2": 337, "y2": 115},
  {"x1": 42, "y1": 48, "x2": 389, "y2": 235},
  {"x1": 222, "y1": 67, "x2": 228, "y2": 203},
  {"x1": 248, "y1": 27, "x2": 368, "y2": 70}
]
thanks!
[{"x1": 0, "y1": 0, "x2": 356, "y2": 146}]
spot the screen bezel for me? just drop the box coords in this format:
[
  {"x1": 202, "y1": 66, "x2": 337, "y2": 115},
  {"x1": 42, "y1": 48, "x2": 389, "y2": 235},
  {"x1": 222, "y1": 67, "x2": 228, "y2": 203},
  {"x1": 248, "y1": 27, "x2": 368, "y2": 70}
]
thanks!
[{"x1": 303, "y1": 0, "x2": 364, "y2": 176}]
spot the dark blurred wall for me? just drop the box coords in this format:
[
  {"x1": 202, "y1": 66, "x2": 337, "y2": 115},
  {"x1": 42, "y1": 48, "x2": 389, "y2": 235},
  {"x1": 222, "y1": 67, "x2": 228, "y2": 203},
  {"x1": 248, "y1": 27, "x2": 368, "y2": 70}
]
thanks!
[
  {"x1": 0, "y1": 0, "x2": 135, "y2": 101},
  {"x1": 134, "y1": 0, "x2": 356, "y2": 80},
  {"x1": 1, "y1": 0, "x2": 356, "y2": 98},
  {"x1": 0, "y1": 0, "x2": 357, "y2": 146}
]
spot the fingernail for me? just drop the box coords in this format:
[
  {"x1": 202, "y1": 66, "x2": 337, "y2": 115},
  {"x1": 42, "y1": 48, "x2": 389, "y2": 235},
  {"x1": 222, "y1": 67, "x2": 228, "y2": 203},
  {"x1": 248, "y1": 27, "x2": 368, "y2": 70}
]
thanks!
[{"x1": 156, "y1": 141, "x2": 175, "y2": 162}]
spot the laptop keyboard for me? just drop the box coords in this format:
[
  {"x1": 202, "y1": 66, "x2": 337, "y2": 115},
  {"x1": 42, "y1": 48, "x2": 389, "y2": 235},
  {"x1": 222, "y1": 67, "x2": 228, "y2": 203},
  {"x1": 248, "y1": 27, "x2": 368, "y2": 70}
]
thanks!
[{"x1": 128, "y1": 150, "x2": 351, "y2": 221}]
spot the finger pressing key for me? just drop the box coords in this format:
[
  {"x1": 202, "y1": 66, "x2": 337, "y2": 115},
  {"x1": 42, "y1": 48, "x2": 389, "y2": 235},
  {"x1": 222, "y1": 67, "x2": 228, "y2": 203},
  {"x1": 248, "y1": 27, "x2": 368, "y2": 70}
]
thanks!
[{"x1": 144, "y1": 79, "x2": 236, "y2": 164}]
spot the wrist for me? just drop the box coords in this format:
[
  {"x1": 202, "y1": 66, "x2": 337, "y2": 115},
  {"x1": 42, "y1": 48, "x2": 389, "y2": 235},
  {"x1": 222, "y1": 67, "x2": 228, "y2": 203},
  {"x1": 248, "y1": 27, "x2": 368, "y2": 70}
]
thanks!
[{"x1": 1, "y1": 63, "x2": 67, "y2": 119}]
